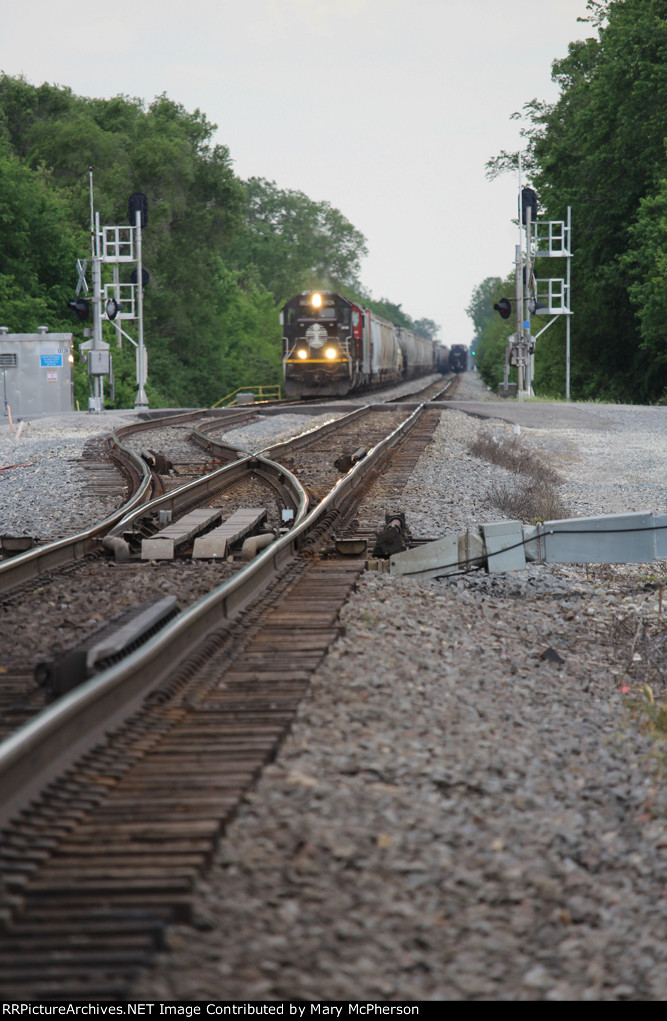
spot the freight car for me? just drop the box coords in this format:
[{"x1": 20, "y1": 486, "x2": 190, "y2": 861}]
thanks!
[
  {"x1": 281, "y1": 290, "x2": 439, "y2": 398},
  {"x1": 436, "y1": 344, "x2": 451, "y2": 373},
  {"x1": 448, "y1": 344, "x2": 469, "y2": 373}
]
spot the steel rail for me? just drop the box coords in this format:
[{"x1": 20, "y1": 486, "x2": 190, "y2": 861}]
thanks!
[
  {"x1": 0, "y1": 402, "x2": 427, "y2": 828},
  {"x1": 0, "y1": 438, "x2": 152, "y2": 594},
  {"x1": 190, "y1": 404, "x2": 372, "y2": 461},
  {"x1": 388, "y1": 375, "x2": 457, "y2": 403},
  {"x1": 0, "y1": 409, "x2": 265, "y2": 595},
  {"x1": 114, "y1": 406, "x2": 262, "y2": 437},
  {"x1": 102, "y1": 449, "x2": 311, "y2": 550}
]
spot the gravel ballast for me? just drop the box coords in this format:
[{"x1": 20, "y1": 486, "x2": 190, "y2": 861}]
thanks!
[
  {"x1": 2, "y1": 379, "x2": 667, "y2": 1000},
  {"x1": 0, "y1": 410, "x2": 141, "y2": 540},
  {"x1": 135, "y1": 378, "x2": 667, "y2": 1002}
]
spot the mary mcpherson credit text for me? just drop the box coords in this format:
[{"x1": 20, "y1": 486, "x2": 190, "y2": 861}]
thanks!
[{"x1": 2, "y1": 1007, "x2": 420, "y2": 1016}]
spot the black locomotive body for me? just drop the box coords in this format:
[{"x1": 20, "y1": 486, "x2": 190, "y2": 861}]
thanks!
[{"x1": 448, "y1": 344, "x2": 469, "y2": 373}]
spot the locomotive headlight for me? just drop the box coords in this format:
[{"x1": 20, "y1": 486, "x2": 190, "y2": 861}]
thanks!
[
  {"x1": 297, "y1": 348, "x2": 308, "y2": 359},
  {"x1": 325, "y1": 347, "x2": 337, "y2": 360},
  {"x1": 311, "y1": 292, "x2": 322, "y2": 308}
]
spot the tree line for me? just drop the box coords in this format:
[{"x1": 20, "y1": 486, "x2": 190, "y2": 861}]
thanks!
[
  {"x1": 470, "y1": 0, "x2": 667, "y2": 404},
  {"x1": 0, "y1": 76, "x2": 438, "y2": 409}
]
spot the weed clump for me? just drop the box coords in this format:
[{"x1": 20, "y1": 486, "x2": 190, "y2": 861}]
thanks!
[
  {"x1": 486, "y1": 477, "x2": 569, "y2": 523},
  {"x1": 469, "y1": 427, "x2": 569, "y2": 523}
]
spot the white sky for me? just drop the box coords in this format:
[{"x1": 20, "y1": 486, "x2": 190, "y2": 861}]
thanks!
[{"x1": 3, "y1": 0, "x2": 594, "y2": 344}]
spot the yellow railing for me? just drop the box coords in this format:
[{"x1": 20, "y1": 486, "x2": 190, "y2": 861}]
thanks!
[{"x1": 211, "y1": 384, "x2": 283, "y2": 408}]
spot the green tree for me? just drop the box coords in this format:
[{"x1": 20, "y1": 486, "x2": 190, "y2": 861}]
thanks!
[
  {"x1": 0, "y1": 138, "x2": 83, "y2": 331},
  {"x1": 228, "y1": 177, "x2": 368, "y2": 302},
  {"x1": 494, "y1": 0, "x2": 667, "y2": 401},
  {"x1": 622, "y1": 178, "x2": 667, "y2": 401},
  {"x1": 0, "y1": 75, "x2": 438, "y2": 408},
  {"x1": 466, "y1": 276, "x2": 516, "y2": 390},
  {"x1": 0, "y1": 77, "x2": 254, "y2": 406},
  {"x1": 412, "y1": 317, "x2": 441, "y2": 341}
]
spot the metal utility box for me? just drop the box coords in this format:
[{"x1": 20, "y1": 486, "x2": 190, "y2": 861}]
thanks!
[
  {"x1": 88, "y1": 349, "x2": 110, "y2": 376},
  {"x1": 0, "y1": 328, "x2": 74, "y2": 417}
]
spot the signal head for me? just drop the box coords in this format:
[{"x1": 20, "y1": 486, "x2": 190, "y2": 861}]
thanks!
[
  {"x1": 105, "y1": 298, "x2": 121, "y2": 321},
  {"x1": 67, "y1": 298, "x2": 90, "y2": 321},
  {"x1": 493, "y1": 298, "x2": 512, "y2": 320}
]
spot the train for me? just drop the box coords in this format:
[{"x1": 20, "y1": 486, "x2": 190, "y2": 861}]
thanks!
[
  {"x1": 281, "y1": 290, "x2": 460, "y2": 398},
  {"x1": 448, "y1": 344, "x2": 469, "y2": 373}
]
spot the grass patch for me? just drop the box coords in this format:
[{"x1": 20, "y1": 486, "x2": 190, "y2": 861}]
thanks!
[
  {"x1": 469, "y1": 428, "x2": 563, "y2": 484},
  {"x1": 485, "y1": 477, "x2": 569, "y2": 523},
  {"x1": 469, "y1": 427, "x2": 569, "y2": 522}
]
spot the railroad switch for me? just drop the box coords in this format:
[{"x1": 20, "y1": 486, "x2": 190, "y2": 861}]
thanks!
[
  {"x1": 373, "y1": 512, "x2": 410, "y2": 558},
  {"x1": 140, "y1": 448, "x2": 175, "y2": 474},
  {"x1": 334, "y1": 446, "x2": 367, "y2": 473}
]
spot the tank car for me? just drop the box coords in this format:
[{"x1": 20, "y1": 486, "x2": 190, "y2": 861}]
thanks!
[
  {"x1": 448, "y1": 344, "x2": 469, "y2": 373},
  {"x1": 281, "y1": 290, "x2": 437, "y2": 398}
]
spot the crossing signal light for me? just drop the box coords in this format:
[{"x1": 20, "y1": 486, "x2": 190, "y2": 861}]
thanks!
[
  {"x1": 130, "y1": 267, "x2": 150, "y2": 289},
  {"x1": 493, "y1": 298, "x2": 512, "y2": 320},
  {"x1": 129, "y1": 192, "x2": 148, "y2": 228},
  {"x1": 521, "y1": 187, "x2": 538, "y2": 225},
  {"x1": 105, "y1": 298, "x2": 121, "y2": 321},
  {"x1": 68, "y1": 298, "x2": 90, "y2": 321}
]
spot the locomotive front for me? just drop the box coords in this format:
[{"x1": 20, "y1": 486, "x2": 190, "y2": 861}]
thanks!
[
  {"x1": 282, "y1": 291, "x2": 362, "y2": 397},
  {"x1": 449, "y1": 344, "x2": 469, "y2": 373}
]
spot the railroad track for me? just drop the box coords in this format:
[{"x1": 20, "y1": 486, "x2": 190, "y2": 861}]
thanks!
[
  {"x1": 0, "y1": 449, "x2": 307, "y2": 744},
  {"x1": 0, "y1": 408, "x2": 256, "y2": 591},
  {"x1": 0, "y1": 403, "x2": 417, "y2": 757},
  {"x1": 387, "y1": 372, "x2": 460, "y2": 403},
  {"x1": 197, "y1": 404, "x2": 414, "y2": 503},
  {"x1": 0, "y1": 395, "x2": 445, "y2": 999},
  {"x1": 0, "y1": 559, "x2": 365, "y2": 1000},
  {"x1": 0, "y1": 404, "x2": 410, "y2": 738}
]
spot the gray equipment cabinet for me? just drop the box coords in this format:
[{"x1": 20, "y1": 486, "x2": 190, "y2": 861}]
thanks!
[{"x1": 0, "y1": 327, "x2": 74, "y2": 417}]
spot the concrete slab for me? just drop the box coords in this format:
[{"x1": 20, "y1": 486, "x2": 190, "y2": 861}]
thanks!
[
  {"x1": 390, "y1": 535, "x2": 459, "y2": 580},
  {"x1": 141, "y1": 507, "x2": 223, "y2": 559},
  {"x1": 192, "y1": 508, "x2": 268, "y2": 559}
]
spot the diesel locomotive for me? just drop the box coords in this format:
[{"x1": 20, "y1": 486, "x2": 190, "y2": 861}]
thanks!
[
  {"x1": 281, "y1": 290, "x2": 442, "y2": 398},
  {"x1": 448, "y1": 344, "x2": 469, "y2": 373}
]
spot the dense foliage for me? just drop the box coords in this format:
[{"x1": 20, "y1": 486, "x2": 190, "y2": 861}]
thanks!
[
  {"x1": 0, "y1": 76, "x2": 433, "y2": 409},
  {"x1": 474, "y1": 0, "x2": 667, "y2": 403},
  {"x1": 466, "y1": 275, "x2": 515, "y2": 388}
]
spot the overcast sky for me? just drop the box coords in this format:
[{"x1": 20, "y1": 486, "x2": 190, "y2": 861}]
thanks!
[{"x1": 3, "y1": 0, "x2": 593, "y2": 344}]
